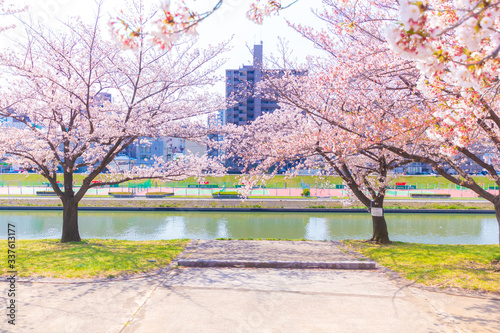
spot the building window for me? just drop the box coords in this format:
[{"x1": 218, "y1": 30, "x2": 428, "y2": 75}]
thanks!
[{"x1": 140, "y1": 146, "x2": 151, "y2": 154}]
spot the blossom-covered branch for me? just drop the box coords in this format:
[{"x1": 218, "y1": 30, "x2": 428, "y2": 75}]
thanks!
[{"x1": 109, "y1": 0, "x2": 298, "y2": 49}]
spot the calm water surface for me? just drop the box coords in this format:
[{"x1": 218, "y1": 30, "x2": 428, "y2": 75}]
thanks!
[{"x1": 0, "y1": 211, "x2": 497, "y2": 244}]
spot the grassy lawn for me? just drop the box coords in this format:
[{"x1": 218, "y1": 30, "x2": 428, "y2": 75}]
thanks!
[
  {"x1": 1, "y1": 239, "x2": 189, "y2": 279},
  {"x1": 345, "y1": 241, "x2": 500, "y2": 293},
  {"x1": 249, "y1": 195, "x2": 315, "y2": 199},
  {"x1": 0, "y1": 197, "x2": 494, "y2": 210},
  {"x1": 0, "y1": 174, "x2": 87, "y2": 183},
  {"x1": 0, "y1": 174, "x2": 498, "y2": 188},
  {"x1": 384, "y1": 202, "x2": 494, "y2": 210}
]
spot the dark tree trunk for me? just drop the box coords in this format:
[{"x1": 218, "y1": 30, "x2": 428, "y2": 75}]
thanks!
[
  {"x1": 59, "y1": 169, "x2": 82, "y2": 243},
  {"x1": 370, "y1": 214, "x2": 390, "y2": 244},
  {"x1": 369, "y1": 198, "x2": 390, "y2": 244},
  {"x1": 61, "y1": 197, "x2": 81, "y2": 243},
  {"x1": 494, "y1": 202, "x2": 500, "y2": 247}
]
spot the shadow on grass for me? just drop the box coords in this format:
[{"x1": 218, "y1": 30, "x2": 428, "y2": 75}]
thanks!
[{"x1": 2, "y1": 239, "x2": 189, "y2": 278}]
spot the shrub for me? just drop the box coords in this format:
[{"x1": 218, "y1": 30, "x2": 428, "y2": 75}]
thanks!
[
  {"x1": 146, "y1": 192, "x2": 174, "y2": 197},
  {"x1": 108, "y1": 192, "x2": 134, "y2": 197},
  {"x1": 301, "y1": 188, "x2": 310, "y2": 197},
  {"x1": 212, "y1": 191, "x2": 240, "y2": 199},
  {"x1": 212, "y1": 191, "x2": 240, "y2": 196},
  {"x1": 35, "y1": 191, "x2": 57, "y2": 196}
]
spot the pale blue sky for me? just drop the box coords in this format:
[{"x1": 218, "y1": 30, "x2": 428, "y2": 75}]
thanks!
[{"x1": 4, "y1": 0, "x2": 326, "y2": 93}]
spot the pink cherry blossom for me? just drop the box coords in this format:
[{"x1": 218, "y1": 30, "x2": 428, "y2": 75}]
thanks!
[{"x1": 0, "y1": 10, "x2": 228, "y2": 242}]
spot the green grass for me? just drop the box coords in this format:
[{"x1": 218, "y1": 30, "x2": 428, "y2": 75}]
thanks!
[
  {"x1": 345, "y1": 241, "x2": 500, "y2": 293},
  {"x1": 249, "y1": 196, "x2": 315, "y2": 199},
  {"x1": 212, "y1": 191, "x2": 240, "y2": 195},
  {"x1": 1, "y1": 174, "x2": 499, "y2": 189},
  {"x1": 145, "y1": 192, "x2": 174, "y2": 196},
  {"x1": 215, "y1": 238, "x2": 310, "y2": 241},
  {"x1": 1, "y1": 239, "x2": 189, "y2": 279},
  {"x1": 0, "y1": 174, "x2": 87, "y2": 184},
  {"x1": 384, "y1": 196, "x2": 487, "y2": 201},
  {"x1": 0, "y1": 197, "x2": 494, "y2": 210},
  {"x1": 384, "y1": 203, "x2": 486, "y2": 210}
]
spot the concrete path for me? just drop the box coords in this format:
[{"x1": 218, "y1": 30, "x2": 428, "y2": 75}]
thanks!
[
  {"x1": 182, "y1": 240, "x2": 358, "y2": 261},
  {"x1": 178, "y1": 240, "x2": 376, "y2": 269},
  {"x1": 1, "y1": 240, "x2": 499, "y2": 333}
]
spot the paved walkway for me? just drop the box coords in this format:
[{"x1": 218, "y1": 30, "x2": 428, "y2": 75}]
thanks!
[
  {"x1": 182, "y1": 240, "x2": 356, "y2": 261},
  {"x1": 178, "y1": 240, "x2": 375, "y2": 269},
  {"x1": 1, "y1": 240, "x2": 499, "y2": 333}
]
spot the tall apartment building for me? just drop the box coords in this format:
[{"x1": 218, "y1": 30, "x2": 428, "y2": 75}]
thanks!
[{"x1": 223, "y1": 44, "x2": 280, "y2": 126}]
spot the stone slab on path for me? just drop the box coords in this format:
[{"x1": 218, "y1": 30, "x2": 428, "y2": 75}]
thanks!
[{"x1": 177, "y1": 240, "x2": 376, "y2": 269}]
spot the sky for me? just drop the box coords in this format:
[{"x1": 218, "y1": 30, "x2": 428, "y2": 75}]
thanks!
[{"x1": 2, "y1": 0, "x2": 326, "y2": 94}]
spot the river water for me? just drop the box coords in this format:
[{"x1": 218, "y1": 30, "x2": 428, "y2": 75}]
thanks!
[{"x1": 0, "y1": 210, "x2": 498, "y2": 244}]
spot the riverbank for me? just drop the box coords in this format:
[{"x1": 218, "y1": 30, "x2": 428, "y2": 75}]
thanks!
[{"x1": 0, "y1": 197, "x2": 495, "y2": 212}]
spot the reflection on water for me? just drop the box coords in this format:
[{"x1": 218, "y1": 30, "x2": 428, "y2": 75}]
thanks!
[{"x1": 0, "y1": 210, "x2": 497, "y2": 244}]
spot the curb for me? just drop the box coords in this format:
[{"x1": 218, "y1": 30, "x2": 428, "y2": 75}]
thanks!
[{"x1": 177, "y1": 259, "x2": 376, "y2": 270}]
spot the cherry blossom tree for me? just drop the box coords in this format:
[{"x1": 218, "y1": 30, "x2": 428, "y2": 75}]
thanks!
[
  {"x1": 315, "y1": 0, "x2": 500, "y2": 245},
  {"x1": 0, "y1": 9, "x2": 227, "y2": 242},
  {"x1": 368, "y1": 0, "x2": 500, "y2": 245},
  {"x1": 226, "y1": 101, "x2": 416, "y2": 243},
  {"x1": 224, "y1": 0, "x2": 425, "y2": 243}
]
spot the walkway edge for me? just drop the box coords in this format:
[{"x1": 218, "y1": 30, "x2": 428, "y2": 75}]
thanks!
[{"x1": 178, "y1": 259, "x2": 376, "y2": 269}]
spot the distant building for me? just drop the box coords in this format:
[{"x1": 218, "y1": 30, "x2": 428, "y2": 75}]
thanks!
[
  {"x1": 217, "y1": 109, "x2": 227, "y2": 126},
  {"x1": 124, "y1": 138, "x2": 161, "y2": 167},
  {"x1": 223, "y1": 44, "x2": 296, "y2": 172},
  {"x1": 0, "y1": 116, "x2": 29, "y2": 129},
  {"x1": 185, "y1": 140, "x2": 206, "y2": 156},
  {"x1": 223, "y1": 44, "x2": 280, "y2": 126},
  {"x1": 163, "y1": 137, "x2": 186, "y2": 161},
  {"x1": 124, "y1": 137, "x2": 187, "y2": 167},
  {"x1": 394, "y1": 162, "x2": 434, "y2": 175},
  {"x1": 94, "y1": 92, "x2": 112, "y2": 105},
  {"x1": 393, "y1": 158, "x2": 489, "y2": 175},
  {"x1": 108, "y1": 154, "x2": 136, "y2": 171}
]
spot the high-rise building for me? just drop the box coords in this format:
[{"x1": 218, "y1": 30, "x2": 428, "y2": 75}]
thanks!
[{"x1": 223, "y1": 44, "x2": 280, "y2": 126}]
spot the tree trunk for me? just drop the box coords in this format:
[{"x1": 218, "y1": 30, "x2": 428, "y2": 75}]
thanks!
[
  {"x1": 494, "y1": 202, "x2": 500, "y2": 246},
  {"x1": 61, "y1": 197, "x2": 81, "y2": 243},
  {"x1": 369, "y1": 198, "x2": 390, "y2": 244},
  {"x1": 370, "y1": 214, "x2": 390, "y2": 244}
]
